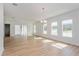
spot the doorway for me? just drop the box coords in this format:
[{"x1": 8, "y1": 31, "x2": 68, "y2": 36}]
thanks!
[{"x1": 5, "y1": 24, "x2": 10, "y2": 37}]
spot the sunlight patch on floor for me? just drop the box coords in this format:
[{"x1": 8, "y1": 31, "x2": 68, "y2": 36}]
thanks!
[
  {"x1": 42, "y1": 39, "x2": 55, "y2": 43},
  {"x1": 51, "y1": 43, "x2": 68, "y2": 49},
  {"x1": 34, "y1": 37, "x2": 43, "y2": 40}
]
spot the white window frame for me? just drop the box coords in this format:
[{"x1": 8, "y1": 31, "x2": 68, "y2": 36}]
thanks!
[
  {"x1": 62, "y1": 19, "x2": 72, "y2": 37},
  {"x1": 51, "y1": 21, "x2": 58, "y2": 36},
  {"x1": 15, "y1": 25, "x2": 21, "y2": 35},
  {"x1": 43, "y1": 23, "x2": 47, "y2": 34},
  {"x1": 34, "y1": 24, "x2": 36, "y2": 34},
  {"x1": 15, "y1": 24, "x2": 27, "y2": 36}
]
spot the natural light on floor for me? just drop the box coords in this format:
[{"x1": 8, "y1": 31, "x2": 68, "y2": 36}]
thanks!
[
  {"x1": 34, "y1": 37, "x2": 43, "y2": 40},
  {"x1": 42, "y1": 39, "x2": 55, "y2": 43},
  {"x1": 51, "y1": 43, "x2": 68, "y2": 49},
  {"x1": 34, "y1": 37, "x2": 68, "y2": 49}
]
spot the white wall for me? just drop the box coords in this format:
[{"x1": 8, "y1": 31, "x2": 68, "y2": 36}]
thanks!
[
  {"x1": 0, "y1": 4, "x2": 4, "y2": 55},
  {"x1": 4, "y1": 18, "x2": 33, "y2": 37},
  {"x1": 35, "y1": 9, "x2": 79, "y2": 46}
]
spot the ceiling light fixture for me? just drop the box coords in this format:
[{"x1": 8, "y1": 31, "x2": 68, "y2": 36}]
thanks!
[{"x1": 40, "y1": 8, "x2": 47, "y2": 24}]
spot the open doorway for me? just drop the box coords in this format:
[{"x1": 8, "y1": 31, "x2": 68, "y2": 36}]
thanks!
[
  {"x1": 5, "y1": 24, "x2": 10, "y2": 37},
  {"x1": 4, "y1": 24, "x2": 10, "y2": 49}
]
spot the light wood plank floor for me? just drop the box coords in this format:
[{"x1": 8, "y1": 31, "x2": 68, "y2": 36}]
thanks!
[{"x1": 2, "y1": 36, "x2": 79, "y2": 56}]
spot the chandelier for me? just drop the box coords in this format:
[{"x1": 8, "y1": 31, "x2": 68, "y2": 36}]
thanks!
[{"x1": 40, "y1": 8, "x2": 47, "y2": 23}]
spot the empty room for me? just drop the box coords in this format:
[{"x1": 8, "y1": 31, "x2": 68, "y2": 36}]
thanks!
[{"x1": 0, "y1": 3, "x2": 79, "y2": 56}]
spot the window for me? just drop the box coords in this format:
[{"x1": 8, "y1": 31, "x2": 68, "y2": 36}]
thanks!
[
  {"x1": 62, "y1": 19, "x2": 72, "y2": 37},
  {"x1": 21, "y1": 25, "x2": 27, "y2": 36},
  {"x1": 43, "y1": 23, "x2": 47, "y2": 34},
  {"x1": 15, "y1": 25, "x2": 27, "y2": 36},
  {"x1": 51, "y1": 21, "x2": 58, "y2": 35},
  {"x1": 34, "y1": 24, "x2": 36, "y2": 34},
  {"x1": 15, "y1": 25, "x2": 21, "y2": 35}
]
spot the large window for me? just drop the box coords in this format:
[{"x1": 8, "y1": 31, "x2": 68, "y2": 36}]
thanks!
[
  {"x1": 15, "y1": 25, "x2": 27, "y2": 36},
  {"x1": 21, "y1": 25, "x2": 27, "y2": 36},
  {"x1": 62, "y1": 19, "x2": 72, "y2": 37},
  {"x1": 34, "y1": 24, "x2": 36, "y2": 34},
  {"x1": 43, "y1": 23, "x2": 47, "y2": 34},
  {"x1": 51, "y1": 21, "x2": 58, "y2": 35},
  {"x1": 15, "y1": 25, "x2": 21, "y2": 35}
]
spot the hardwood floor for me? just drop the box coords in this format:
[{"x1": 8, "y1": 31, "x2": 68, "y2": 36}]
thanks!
[{"x1": 2, "y1": 36, "x2": 79, "y2": 56}]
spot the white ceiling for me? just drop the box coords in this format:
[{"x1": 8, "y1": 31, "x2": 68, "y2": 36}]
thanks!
[{"x1": 4, "y1": 3, "x2": 79, "y2": 23}]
